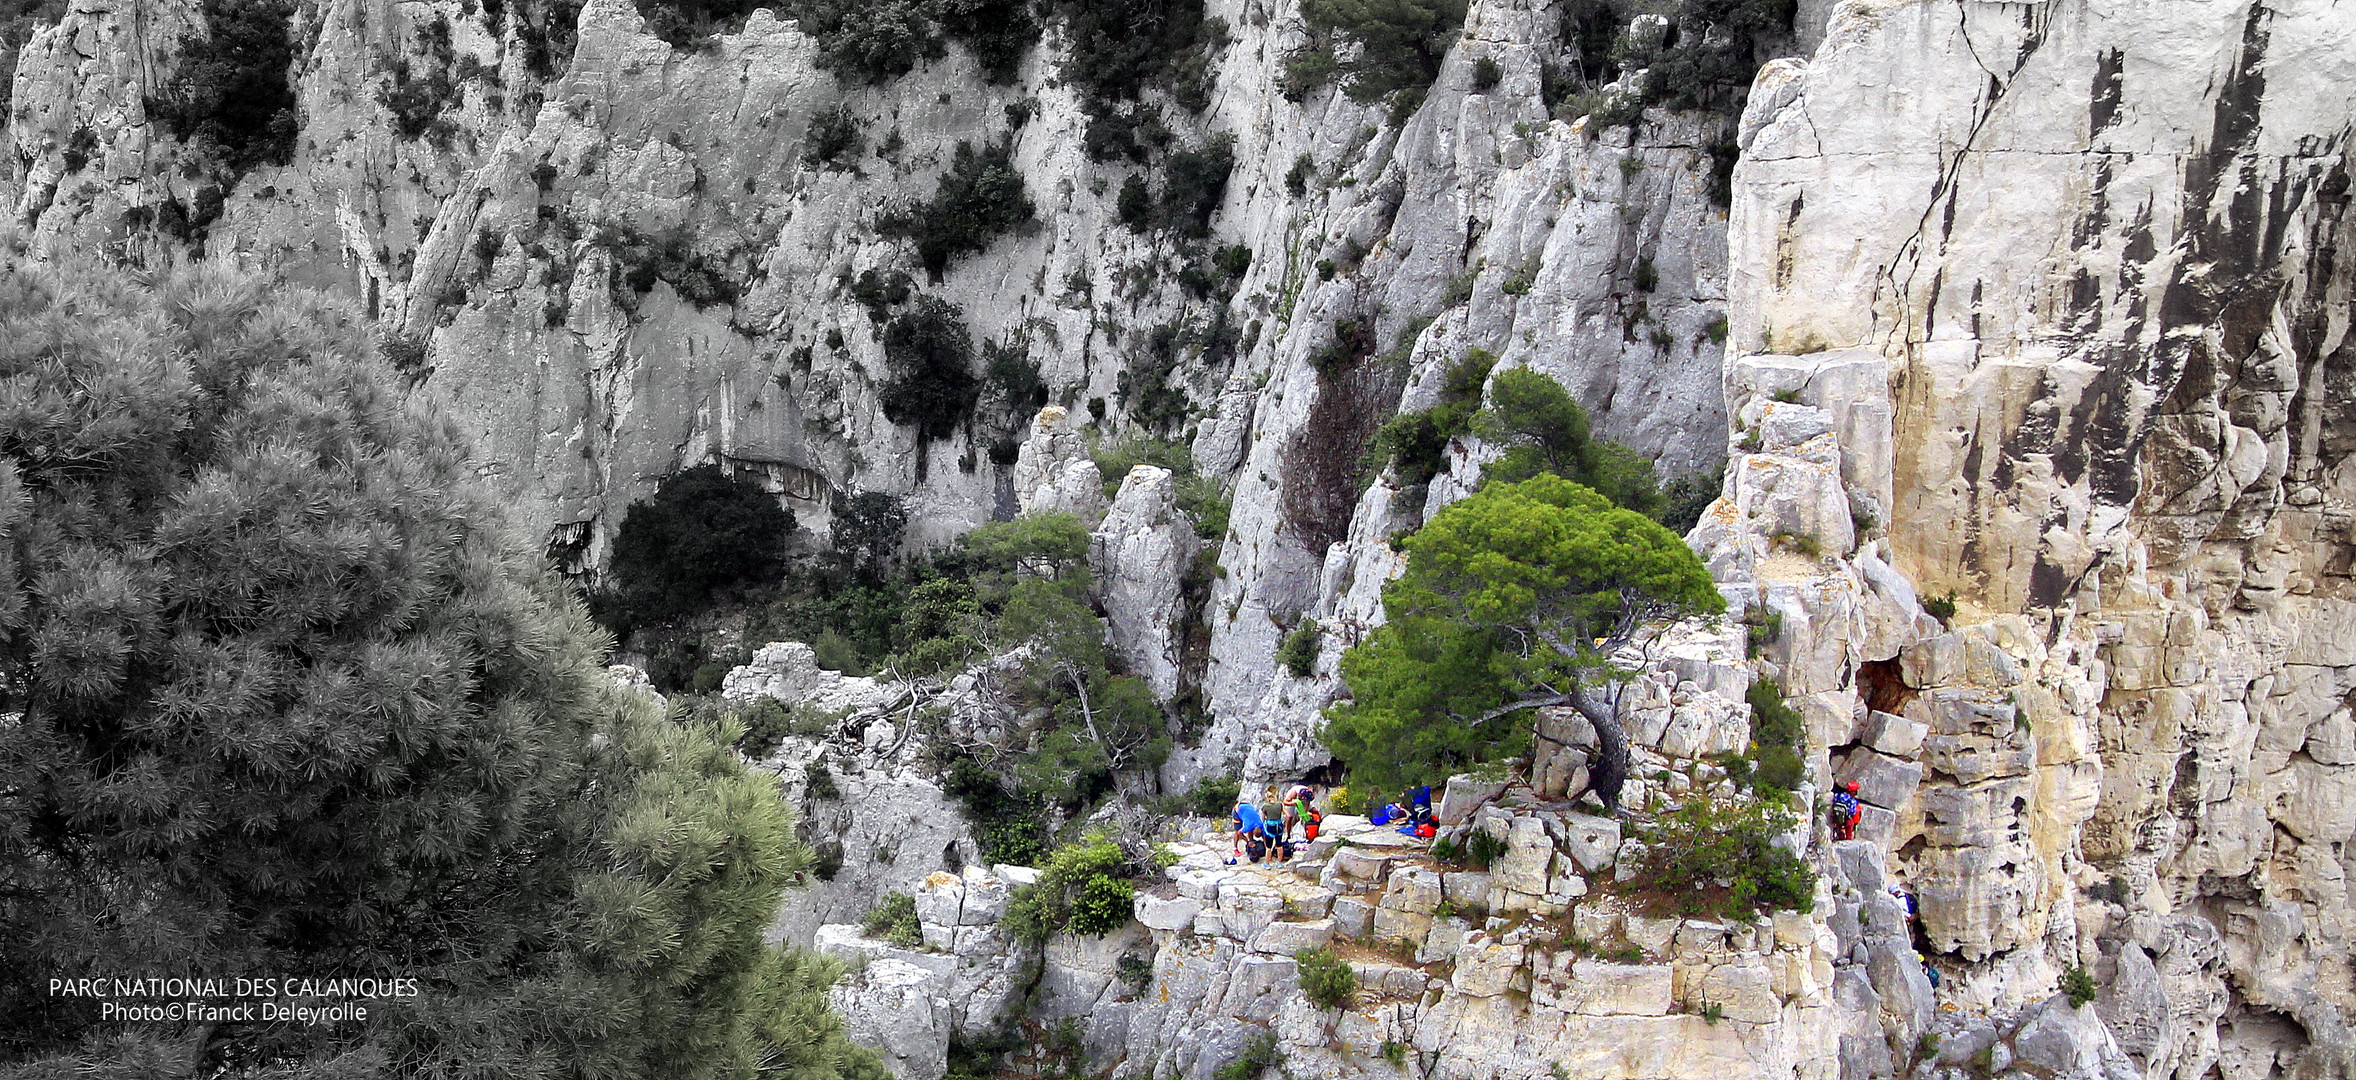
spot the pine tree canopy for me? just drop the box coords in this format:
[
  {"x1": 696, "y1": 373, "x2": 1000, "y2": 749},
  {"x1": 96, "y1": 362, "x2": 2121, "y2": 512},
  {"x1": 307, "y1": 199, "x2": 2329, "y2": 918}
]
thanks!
[
  {"x1": 0, "y1": 260, "x2": 881, "y2": 1080},
  {"x1": 1320, "y1": 473, "x2": 1724, "y2": 799}
]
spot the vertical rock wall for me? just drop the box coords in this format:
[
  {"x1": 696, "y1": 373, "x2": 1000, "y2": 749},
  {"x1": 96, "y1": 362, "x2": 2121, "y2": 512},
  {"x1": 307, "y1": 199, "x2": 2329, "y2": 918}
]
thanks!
[{"x1": 1723, "y1": 1, "x2": 2356, "y2": 1076}]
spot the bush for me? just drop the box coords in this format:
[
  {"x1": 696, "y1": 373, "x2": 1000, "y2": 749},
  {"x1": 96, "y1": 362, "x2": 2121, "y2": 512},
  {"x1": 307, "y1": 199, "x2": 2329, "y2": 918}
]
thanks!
[
  {"x1": 1277, "y1": 620, "x2": 1324, "y2": 678},
  {"x1": 1471, "y1": 54, "x2": 1501, "y2": 91},
  {"x1": 148, "y1": 0, "x2": 300, "y2": 171},
  {"x1": 1292, "y1": 0, "x2": 1466, "y2": 106},
  {"x1": 1212, "y1": 1034, "x2": 1283, "y2": 1080},
  {"x1": 804, "y1": 762, "x2": 842, "y2": 799},
  {"x1": 1744, "y1": 677, "x2": 1805, "y2": 795},
  {"x1": 1191, "y1": 775, "x2": 1243, "y2": 817},
  {"x1": 1069, "y1": 874, "x2": 1137, "y2": 935},
  {"x1": 598, "y1": 222, "x2": 742, "y2": 308},
  {"x1": 738, "y1": 698, "x2": 798, "y2": 757},
  {"x1": 862, "y1": 892, "x2": 923, "y2": 947},
  {"x1": 1925, "y1": 591, "x2": 1958, "y2": 625},
  {"x1": 1476, "y1": 367, "x2": 1668, "y2": 517},
  {"x1": 1465, "y1": 828, "x2": 1508, "y2": 869},
  {"x1": 1375, "y1": 348, "x2": 1495, "y2": 487},
  {"x1": 1631, "y1": 795, "x2": 1815, "y2": 920},
  {"x1": 1060, "y1": 0, "x2": 1218, "y2": 161},
  {"x1": 937, "y1": 0, "x2": 1035, "y2": 82},
  {"x1": 1158, "y1": 133, "x2": 1235, "y2": 238},
  {"x1": 1286, "y1": 152, "x2": 1314, "y2": 196},
  {"x1": 805, "y1": 105, "x2": 865, "y2": 168},
  {"x1": 1633, "y1": 255, "x2": 1659, "y2": 292},
  {"x1": 943, "y1": 759, "x2": 1049, "y2": 865},
  {"x1": 1655, "y1": 464, "x2": 1722, "y2": 534},
  {"x1": 1117, "y1": 174, "x2": 1152, "y2": 230},
  {"x1": 1004, "y1": 835, "x2": 1133, "y2": 943},
  {"x1": 893, "y1": 139, "x2": 1035, "y2": 276},
  {"x1": 879, "y1": 295, "x2": 981, "y2": 440},
  {"x1": 1296, "y1": 945, "x2": 1358, "y2": 1009},
  {"x1": 600, "y1": 464, "x2": 796, "y2": 631},
  {"x1": 2061, "y1": 965, "x2": 2097, "y2": 1008}
]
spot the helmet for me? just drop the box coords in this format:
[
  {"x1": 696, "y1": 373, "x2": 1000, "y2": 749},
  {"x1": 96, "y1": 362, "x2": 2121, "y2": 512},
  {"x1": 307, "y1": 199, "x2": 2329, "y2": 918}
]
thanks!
[{"x1": 1844, "y1": 781, "x2": 1860, "y2": 794}]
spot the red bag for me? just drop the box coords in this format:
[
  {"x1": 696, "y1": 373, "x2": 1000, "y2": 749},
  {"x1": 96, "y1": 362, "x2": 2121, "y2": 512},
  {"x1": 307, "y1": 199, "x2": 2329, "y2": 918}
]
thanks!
[
  {"x1": 1416, "y1": 822, "x2": 1436, "y2": 839},
  {"x1": 1304, "y1": 809, "x2": 1323, "y2": 841}
]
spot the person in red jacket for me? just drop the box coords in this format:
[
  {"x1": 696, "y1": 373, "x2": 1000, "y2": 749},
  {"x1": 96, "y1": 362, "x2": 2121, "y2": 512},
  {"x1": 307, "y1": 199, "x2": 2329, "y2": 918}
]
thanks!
[{"x1": 1831, "y1": 781, "x2": 1862, "y2": 840}]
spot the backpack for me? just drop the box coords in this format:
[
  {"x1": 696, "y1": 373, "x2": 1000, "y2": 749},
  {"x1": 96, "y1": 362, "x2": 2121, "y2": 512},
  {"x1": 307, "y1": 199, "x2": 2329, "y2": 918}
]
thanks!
[
  {"x1": 1244, "y1": 835, "x2": 1268, "y2": 861},
  {"x1": 1415, "y1": 822, "x2": 1436, "y2": 839},
  {"x1": 1371, "y1": 804, "x2": 1392, "y2": 826},
  {"x1": 1304, "y1": 808, "x2": 1323, "y2": 841}
]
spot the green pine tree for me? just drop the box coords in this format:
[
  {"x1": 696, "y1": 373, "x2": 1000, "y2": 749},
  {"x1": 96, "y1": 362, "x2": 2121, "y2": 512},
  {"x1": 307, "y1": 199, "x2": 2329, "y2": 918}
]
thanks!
[{"x1": 0, "y1": 259, "x2": 881, "y2": 1080}]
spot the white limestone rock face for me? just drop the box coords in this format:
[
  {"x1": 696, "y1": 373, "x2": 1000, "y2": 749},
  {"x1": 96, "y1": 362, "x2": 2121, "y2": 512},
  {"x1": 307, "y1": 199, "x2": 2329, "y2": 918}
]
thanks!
[
  {"x1": 1725, "y1": 0, "x2": 2356, "y2": 1075},
  {"x1": 1092, "y1": 465, "x2": 1201, "y2": 700}
]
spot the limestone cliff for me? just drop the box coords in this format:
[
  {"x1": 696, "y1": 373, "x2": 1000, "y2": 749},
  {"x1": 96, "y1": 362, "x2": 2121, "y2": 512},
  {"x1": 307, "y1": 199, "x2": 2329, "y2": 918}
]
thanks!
[{"x1": 8, "y1": 0, "x2": 2356, "y2": 1078}]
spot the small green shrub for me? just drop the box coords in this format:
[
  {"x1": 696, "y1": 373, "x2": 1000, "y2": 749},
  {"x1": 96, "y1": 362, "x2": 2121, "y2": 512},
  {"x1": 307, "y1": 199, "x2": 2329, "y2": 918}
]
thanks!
[
  {"x1": 1116, "y1": 951, "x2": 1154, "y2": 992},
  {"x1": 1744, "y1": 676, "x2": 1805, "y2": 795},
  {"x1": 1380, "y1": 1040, "x2": 1408, "y2": 1066},
  {"x1": 1069, "y1": 874, "x2": 1137, "y2": 935},
  {"x1": 1212, "y1": 1034, "x2": 1283, "y2": 1080},
  {"x1": 1464, "y1": 828, "x2": 1508, "y2": 870},
  {"x1": 1117, "y1": 174, "x2": 1152, "y2": 229},
  {"x1": 862, "y1": 892, "x2": 923, "y2": 947},
  {"x1": 1633, "y1": 256, "x2": 1658, "y2": 292},
  {"x1": 1285, "y1": 153, "x2": 1314, "y2": 196},
  {"x1": 1631, "y1": 795, "x2": 1815, "y2": 920},
  {"x1": 1925, "y1": 591, "x2": 1958, "y2": 625},
  {"x1": 2061, "y1": 965, "x2": 2097, "y2": 1008},
  {"x1": 1915, "y1": 1032, "x2": 1942, "y2": 1059},
  {"x1": 804, "y1": 762, "x2": 841, "y2": 800},
  {"x1": 1158, "y1": 133, "x2": 1236, "y2": 238},
  {"x1": 1277, "y1": 620, "x2": 1324, "y2": 678},
  {"x1": 889, "y1": 139, "x2": 1035, "y2": 277},
  {"x1": 596, "y1": 464, "x2": 794, "y2": 633},
  {"x1": 149, "y1": 0, "x2": 300, "y2": 171},
  {"x1": 1191, "y1": 775, "x2": 1243, "y2": 817},
  {"x1": 1290, "y1": 0, "x2": 1466, "y2": 106},
  {"x1": 1471, "y1": 54, "x2": 1501, "y2": 91},
  {"x1": 879, "y1": 295, "x2": 981, "y2": 441},
  {"x1": 1004, "y1": 834, "x2": 1133, "y2": 943},
  {"x1": 736, "y1": 697, "x2": 795, "y2": 756},
  {"x1": 1501, "y1": 254, "x2": 1541, "y2": 295},
  {"x1": 804, "y1": 104, "x2": 864, "y2": 168},
  {"x1": 1429, "y1": 835, "x2": 1464, "y2": 864},
  {"x1": 1296, "y1": 945, "x2": 1358, "y2": 1010}
]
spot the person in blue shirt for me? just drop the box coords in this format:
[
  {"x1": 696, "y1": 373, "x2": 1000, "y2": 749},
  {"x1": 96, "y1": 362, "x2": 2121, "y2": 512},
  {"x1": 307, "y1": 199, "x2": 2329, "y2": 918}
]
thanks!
[{"x1": 1231, "y1": 800, "x2": 1265, "y2": 863}]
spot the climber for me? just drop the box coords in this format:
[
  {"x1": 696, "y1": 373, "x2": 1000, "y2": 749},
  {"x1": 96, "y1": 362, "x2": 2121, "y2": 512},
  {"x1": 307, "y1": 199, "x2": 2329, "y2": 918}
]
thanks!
[
  {"x1": 1831, "y1": 781, "x2": 1862, "y2": 841},
  {"x1": 1889, "y1": 885, "x2": 1917, "y2": 923},
  {"x1": 1262, "y1": 819, "x2": 1297, "y2": 862},
  {"x1": 1280, "y1": 784, "x2": 1316, "y2": 840},
  {"x1": 1230, "y1": 800, "x2": 1266, "y2": 864},
  {"x1": 1394, "y1": 784, "x2": 1435, "y2": 835}
]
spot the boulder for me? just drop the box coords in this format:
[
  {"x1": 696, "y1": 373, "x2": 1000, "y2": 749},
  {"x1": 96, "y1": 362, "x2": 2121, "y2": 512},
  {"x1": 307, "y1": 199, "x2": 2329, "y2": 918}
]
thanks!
[
  {"x1": 1566, "y1": 959, "x2": 1673, "y2": 1015},
  {"x1": 1330, "y1": 895, "x2": 1376, "y2": 939},
  {"x1": 1381, "y1": 866, "x2": 1443, "y2": 914},
  {"x1": 1438, "y1": 774, "x2": 1509, "y2": 824},
  {"x1": 1441, "y1": 871, "x2": 1493, "y2": 911},
  {"x1": 1249, "y1": 918, "x2": 1335, "y2": 956},
  {"x1": 1331, "y1": 846, "x2": 1392, "y2": 884},
  {"x1": 1490, "y1": 817, "x2": 1556, "y2": 894},
  {"x1": 1835, "y1": 748, "x2": 1923, "y2": 809},
  {"x1": 1451, "y1": 940, "x2": 1527, "y2": 997},
  {"x1": 1135, "y1": 894, "x2": 1203, "y2": 932},
  {"x1": 1860, "y1": 710, "x2": 1928, "y2": 757},
  {"x1": 1552, "y1": 812, "x2": 1623, "y2": 873},
  {"x1": 1372, "y1": 906, "x2": 1433, "y2": 945}
]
